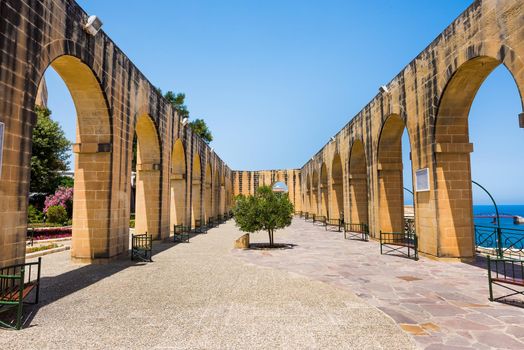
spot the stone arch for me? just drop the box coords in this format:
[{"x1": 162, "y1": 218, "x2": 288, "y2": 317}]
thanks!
[
  {"x1": 377, "y1": 114, "x2": 406, "y2": 233},
  {"x1": 331, "y1": 154, "x2": 344, "y2": 220},
  {"x1": 204, "y1": 163, "x2": 213, "y2": 222},
  {"x1": 348, "y1": 140, "x2": 368, "y2": 226},
  {"x1": 220, "y1": 174, "x2": 226, "y2": 215},
  {"x1": 271, "y1": 181, "x2": 289, "y2": 193},
  {"x1": 433, "y1": 55, "x2": 524, "y2": 257},
  {"x1": 34, "y1": 55, "x2": 113, "y2": 263},
  {"x1": 305, "y1": 174, "x2": 311, "y2": 214},
  {"x1": 320, "y1": 163, "x2": 328, "y2": 217},
  {"x1": 170, "y1": 139, "x2": 186, "y2": 229},
  {"x1": 191, "y1": 153, "x2": 202, "y2": 228},
  {"x1": 134, "y1": 113, "x2": 162, "y2": 239},
  {"x1": 311, "y1": 170, "x2": 319, "y2": 215}
]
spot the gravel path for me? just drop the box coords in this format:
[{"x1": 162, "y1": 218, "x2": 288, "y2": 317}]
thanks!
[{"x1": 1, "y1": 220, "x2": 414, "y2": 349}]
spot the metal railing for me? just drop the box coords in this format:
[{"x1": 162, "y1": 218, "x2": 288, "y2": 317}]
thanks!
[{"x1": 475, "y1": 225, "x2": 524, "y2": 260}]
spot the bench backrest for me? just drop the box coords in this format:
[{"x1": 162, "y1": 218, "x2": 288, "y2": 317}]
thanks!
[
  {"x1": 132, "y1": 233, "x2": 152, "y2": 250},
  {"x1": 345, "y1": 223, "x2": 368, "y2": 233},
  {"x1": 0, "y1": 258, "x2": 41, "y2": 301},
  {"x1": 380, "y1": 231, "x2": 417, "y2": 246},
  {"x1": 487, "y1": 256, "x2": 524, "y2": 283}
]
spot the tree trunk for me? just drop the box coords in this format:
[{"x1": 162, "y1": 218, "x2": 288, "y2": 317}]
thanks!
[{"x1": 268, "y1": 229, "x2": 274, "y2": 247}]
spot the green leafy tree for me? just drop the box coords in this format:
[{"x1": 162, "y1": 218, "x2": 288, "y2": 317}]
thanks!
[
  {"x1": 164, "y1": 91, "x2": 189, "y2": 118},
  {"x1": 233, "y1": 186, "x2": 294, "y2": 247},
  {"x1": 188, "y1": 118, "x2": 213, "y2": 144},
  {"x1": 30, "y1": 106, "x2": 71, "y2": 194},
  {"x1": 159, "y1": 88, "x2": 214, "y2": 143}
]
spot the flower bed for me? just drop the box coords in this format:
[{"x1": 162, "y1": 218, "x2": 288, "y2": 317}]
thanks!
[
  {"x1": 26, "y1": 243, "x2": 59, "y2": 254},
  {"x1": 27, "y1": 226, "x2": 72, "y2": 241}
]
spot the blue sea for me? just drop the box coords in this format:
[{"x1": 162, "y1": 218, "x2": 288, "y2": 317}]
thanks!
[
  {"x1": 473, "y1": 205, "x2": 524, "y2": 250},
  {"x1": 473, "y1": 204, "x2": 524, "y2": 229}
]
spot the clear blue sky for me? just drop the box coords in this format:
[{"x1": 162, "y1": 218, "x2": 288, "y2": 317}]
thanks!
[{"x1": 45, "y1": 0, "x2": 523, "y2": 204}]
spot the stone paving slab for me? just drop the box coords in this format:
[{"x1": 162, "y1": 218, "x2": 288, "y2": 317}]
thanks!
[
  {"x1": 233, "y1": 219, "x2": 524, "y2": 349},
  {"x1": 1, "y1": 221, "x2": 414, "y2": 349}
]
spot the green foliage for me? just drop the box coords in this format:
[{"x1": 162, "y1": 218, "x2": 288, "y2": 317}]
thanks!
[
  {"x1": 159, "y1": 89, "x2": 213, "y2": 144},
  {"x1": 46, "y1": 205, "x2": 68, "y2": 225},
  {"x1": 188, "y1": 118, "x2": 213, "y2": 144},
  {"x1": 31, "y1": 106, "x2": 71, "y2": 194},
  {"x1": 26, "y1": 243, "x2": 59, "y2": 254},
  {"x1": 233, "y1": 185, "x2": 294, "y2": 246},
  {"x1": 129, "y1": 219, "x2": 135, "y2": 228},
  {"x1": 58, "y1": 176, "x2": 74, "y2": 188},
  {"x1": 164, "y1": 91, "x2": 189, "y2": 118},
  {"x1": 28, "y1": 205, "x2": 44, "y2": 224}
]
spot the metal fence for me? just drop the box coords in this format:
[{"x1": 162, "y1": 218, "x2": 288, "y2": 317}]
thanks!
[{"x1": 475, "y1": 225, "x2": 524, "y2": 260}]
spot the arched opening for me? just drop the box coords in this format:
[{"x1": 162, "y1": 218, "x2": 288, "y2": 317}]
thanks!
[
  {"x1": 220, "y1": 175, "x2": 226, "y2": 215},
  {"x1": 348, "y1": 141, "x2": 368, "y2": 226},
  {"x1": 320, "y1": 163, "x2": 328, "y2": 217},
  {"x1": 305, "y1": 174, "x2": 311, "y2": 214},
  {"x1": 377, "y1": 115, "x2": 411, "y2": 233},
  {"x1": 272, "y1": 181, "x2": 288, "y2": 193},
  {"x1": 134, "y1": 114, "x2": 162, "y2": 239},
  {"x1": 331, "y1": 154, "x2": 344, "y2": 220},
  {"x1": 170, "y1": 139, "x2": 186, "y2": 230},
  {"x1": 191, "y1": 154, "x2": 202, "y2": 228},
  {"x1": 30, "y1": 56, "x2": 114, "y2": 263},
  {"x1": 434, "y1": 56, "x2": 524, "y2": 258},
  {"x1": 311, "y1": 171, "x2": 319, "y2": 215},
  {"x1": 213, "y1": 170, "x2": 220, "y2": 217},
  {"x1": 204, "y1": 163, "x2": 213, "y2": 222}
]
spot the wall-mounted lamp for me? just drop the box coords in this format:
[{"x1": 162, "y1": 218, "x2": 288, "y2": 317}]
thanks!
[
  {"x1": 310, "y1": 157, "x2": 314, "y2": 161},
  {"x1": 83, "y1": 15, "x2": 103, "y2": 36},
  {"x1": 181, "y1": 117, "x2": 189, "y2": 126},
  {"x1": 379, "y1": 85, "x2": 389, "y2": 94},
  {"x1": 519, "y1": 113, "x2": 524, "y2": 128},
  {"x1": 210, "y1": 147, "x2": 214, "y2": 153},
  {"x1": 330, "y1": 136, "x2": 335, "y2": 142}
]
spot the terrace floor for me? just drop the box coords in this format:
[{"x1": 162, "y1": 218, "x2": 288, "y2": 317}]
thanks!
[
  {"x1": 3, "y1": 218, "x2": 523, "y2": 349},
  {"x1": 234, "y1": 218, "x2": 524, "y2": 349},
  {"x1": 2, "y1": 220, "x2": 413, "y2": 350}
]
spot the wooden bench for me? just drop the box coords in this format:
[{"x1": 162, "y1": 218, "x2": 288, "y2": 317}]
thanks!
[
  {"x1": 313, "y1": 215, "x2": 326, "y2": 226},
  {"x1": 380, "y1": 231, "x2": 418, "y2": 260},
  {"x1": 173, "y1": 224, "x2": 190, "y2": 243},
  {"x1": 344, "y1": 223, "x2": 369, "y2": 241},
  {"x1": 325, "y1": 218, "x2": 343, "y2": 232},
  {"x1": 193, "y1": 219, "x2": 207, "y2": 234},
  {"x1": 207, "y1": 216, "x2": 216, "y2": 229},
  {"x1": 0, "y1": 257, "x2": 41, "y2": 330},
  {"x1": 487, "y1": 256, "x2": 524, "y2": 303},
  {"x1": 131, "y1": 233, "x2": 153, "y2": 262}
]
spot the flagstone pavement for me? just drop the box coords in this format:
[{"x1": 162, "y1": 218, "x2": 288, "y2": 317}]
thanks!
[{"x1": 234, "y1": 218, "x2": 524, "y2": 349}]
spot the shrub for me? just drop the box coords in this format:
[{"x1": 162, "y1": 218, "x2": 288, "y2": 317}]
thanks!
[
  {"x1": 46, "y1": 205, "x2": 68, "y2": 225},
  {"x1": 28, "y1": 204, "x2": 44, "y2": 223},
  {"x1": 129, "y1": 219, "x2": 135, "y2": 228},
  {"x1": 44, "y1": 186, "x2": 74, "y2": 217}
]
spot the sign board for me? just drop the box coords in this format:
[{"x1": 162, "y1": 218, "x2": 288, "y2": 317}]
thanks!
[
  {"x1": 0, "y1": 122, "x2": 4, "y2": 179},
  {"x1": 415, "y1": 168, "x2": 430, "y2": 192}
]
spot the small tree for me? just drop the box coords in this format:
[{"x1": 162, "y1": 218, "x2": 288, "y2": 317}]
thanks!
[
  {"x1": 233, "y1": 186, "x2": 294, "y2": 247},
  {"x1": 188, "y1": 118, "x2": 213, "y2": 144},
  {"x1": 164, "y1": 91, "x2": 189, "y2": 118}
]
